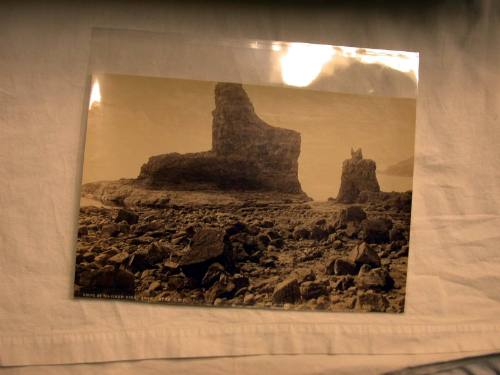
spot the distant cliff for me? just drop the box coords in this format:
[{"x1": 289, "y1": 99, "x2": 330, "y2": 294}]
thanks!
[
  {"x1": 379, "y1": 157, "x2": 414, "y2": 177},
  {"x1": 138, "y1": 82, "x2": 305, "y2": 194}
]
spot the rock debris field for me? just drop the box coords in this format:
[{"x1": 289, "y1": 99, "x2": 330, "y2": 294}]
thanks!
[{"x1": 75, "y1": 189, "x2": 411, "y2": 313}]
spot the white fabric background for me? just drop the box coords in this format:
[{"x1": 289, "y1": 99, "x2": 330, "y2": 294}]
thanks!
[{"x1": 1, "y1": 1, "x2": 499, "y2": 373}]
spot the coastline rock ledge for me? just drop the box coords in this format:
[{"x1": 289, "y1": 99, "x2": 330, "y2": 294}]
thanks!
[{"x1": 137, "y1": 82, "x2": 305, "y2": 195}]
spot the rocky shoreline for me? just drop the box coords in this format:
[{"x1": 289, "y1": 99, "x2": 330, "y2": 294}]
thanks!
[{"x1": 74, "y1": 187, "x2": 410, "y2": 313}]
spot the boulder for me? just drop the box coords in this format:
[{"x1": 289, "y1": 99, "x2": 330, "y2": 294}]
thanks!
[
  {"x1": 361, "y1": 218, "x2": 393, "y2": 243},
  {"x1": 166, "y1": 275, "x2": 187, "y2": 290},
  {"x1": 397, "y1": 244, "x2": 409, "y2": 257},
  {"x1": 128, "y1": 242, "x2": 169, "y2": 272},
  {"x1": 127, "y1": 250, "x2": 149, "y2": 272},
  {"x1": 76, "y1": 269, "x2": 95, "y2": 288},
  {"x1": 178, "y1": 228, "x2": 225, "y2": 266},
  {"x1": 204, "y1": 274, "x2": 248, "y2": 304},
  {"x1": 336, "y1": 148, "x2": 380, "y2": 203},
  {"x1": 91, "y1": 267, "x2": 135, "y2": 294},
  {"x1": 101, "y1": 223, "x2": 121, "y2": 237},
  {"x1": 356, "y1": 291, "x2": 389, "y2": 312},
  {"x1": 325, "y1": 257, "x2": 337, "y2": 275},
  {"x1": 356, "y1": 266, "x2": 394, "y2": 291},
  {"x1": 337, "y1": 206, "x2": 367, "y2": 227},
  {"x1": 389, "y1": 226, "x2": 406, "y2": 242},
  {"x1": 261, "y1": 220, "x2": 274, "y2": 228},
  {"x1": 332, "y1": 275, "x2": 355, "y2": 291},
  {"x1": 133, "y1": 220, "x2": 164, "y2": 235},
  {"x1": 272, "y1": 278, "x2": 301, "y2": 304},
  {"x1": 310, "y1": 225, "x2": 329, "y2": 241},
  {"x1": 293, "y1": 227, "x2": 310, "y2": 240},
  {"x1": 147, "y1": 280, "x2": 162, "y2": 294},
  {"x1": 107, "y1": 252, "x2": 129, "y2": 265},
  {"x1": 201, "y1": 262, "x2": 225, "y2": 287},
  {"x1": 233, "y1": 274, "x2": 250, "y2": 292},
  {"x1": 345, "y1": 222, "x2": 361, "y2": 238},
  {"x1": 204, "y1": 277, "x2": 236, "y2": 304},
  {"x1": 293, "y1": 269, "x2": 316, "y2": 284},
  {"x1": 225, "y1": 221, "x2": 247, "y2": 236},
  {"x1": 349, "y1": 242, "x2": 381, "y2": 268},
  {"x1": 243, "y1": 293, "x2": 256, "y2": 305},
  {"x1": 137, "y1": 82, "x2": 305, "y2": 195},
  {"x1": 115, "y1": 208, "x2": 139, "y2": 225},
  {"x1": 300, "y1": 281, "x2": 328, "y2": 300},
  {"x1": 333, "y1": 258, "x2": 358, "y2": 276}
]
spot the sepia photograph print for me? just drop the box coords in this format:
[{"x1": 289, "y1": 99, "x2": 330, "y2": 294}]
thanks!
[{"x1": 75, "y1": 71, "x2": 416, "y2": 313}]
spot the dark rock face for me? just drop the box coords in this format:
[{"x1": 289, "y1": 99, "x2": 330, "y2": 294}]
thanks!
[
  {"x1": 310, "y1": 224, "x2": 329, "y2": 241},
  {"x1": 138, "y1": 82, "x2": 304, "y2": 194},
  {"x1": 336, "y1": 206, "x2": 367, "y2": 228},
  {"x1": 300, "y1": 280, "x2": 328, "y2": 300},
  {"x1": 128, "y1": 242, "x2": 169, "y2": 272},
  {"x1": 349, "y1": 242, "x2": 381, "y2": 268},
  {"x1": 272, "y1": 277, "x2": 301, "y2": 304},
  {"x1": 332, "y1": 275, "x2": 355, "y2": 291},
  {"x1": 293, "y1": 227, "x2": 311, "y2": 240},
  {"x1": 178, "y1": 228, "x2": 225, "y2": 266},
  {"x1": 361, "y1": 218, "x2": 393, "y2": 244},
  {"x1": 333, "y1": 258, "x2": 358, "y2": 276},
  {"x1": 115, "y1": 208, "x2": 139, "y2": 225},
  {"x1": 356, "y1": 291, "x2": 389, "y2": 312},
  {"x1": 78, "y1": 266, "x2": 135, "y2": 295},
  {"x1": 204, "y1": 274, "x2": 249, "y2": 304},
  {"x1": 356, "y1": 266, "x2": 394, "y2": 291},
  {"x1": 336, "y1": 148, "x2": 380, "y2": 203},
  {"x1": 101, "y1": 223, "x2": 121, "y2": 237},
  {"x1": 201, "y1": 263, "x2": 225, "y2": 287}
]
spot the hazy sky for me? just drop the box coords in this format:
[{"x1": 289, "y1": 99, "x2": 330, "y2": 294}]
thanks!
[{"x1": 83, "y1": 74, "x2": 416, "y2": 201}]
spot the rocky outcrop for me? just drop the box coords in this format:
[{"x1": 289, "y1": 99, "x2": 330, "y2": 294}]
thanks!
[
  {"x1": 336, "y1": 148, "x2": 380, "y2": 203},
  {"x1": 137, "y1": 82, "x2": 304, "y2": 194}
]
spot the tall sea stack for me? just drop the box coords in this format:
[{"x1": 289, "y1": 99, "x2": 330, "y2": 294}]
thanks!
[
  {"x1": 138, "y1": 82, "x2": 304, "y2": 194},
  {"x1": 336, "y1": 148, "x2": 380, "y2": 203}
]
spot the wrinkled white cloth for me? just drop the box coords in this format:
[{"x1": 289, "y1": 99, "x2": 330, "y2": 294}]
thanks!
[
  {"x1": 1, "y1": 353, "x2": 496, "y2": 375},
  {"x1": 1, "y1": 1, "x2": 499, "y2": 373}
]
